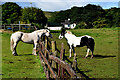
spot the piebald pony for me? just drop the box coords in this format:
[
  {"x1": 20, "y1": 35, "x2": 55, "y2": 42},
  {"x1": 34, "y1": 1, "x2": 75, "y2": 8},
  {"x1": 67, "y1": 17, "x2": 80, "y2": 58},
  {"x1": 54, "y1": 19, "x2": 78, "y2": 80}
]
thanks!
[{"x1": 59, "y1": 29, "x2": 95, "y2": 58}]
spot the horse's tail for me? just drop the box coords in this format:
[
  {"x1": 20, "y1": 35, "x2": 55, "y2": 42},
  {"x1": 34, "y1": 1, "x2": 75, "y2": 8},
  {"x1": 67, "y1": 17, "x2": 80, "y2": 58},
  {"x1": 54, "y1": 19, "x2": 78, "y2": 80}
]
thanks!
[{"x1": 10, "y1": 36, "x2": 14, "y2": 51}]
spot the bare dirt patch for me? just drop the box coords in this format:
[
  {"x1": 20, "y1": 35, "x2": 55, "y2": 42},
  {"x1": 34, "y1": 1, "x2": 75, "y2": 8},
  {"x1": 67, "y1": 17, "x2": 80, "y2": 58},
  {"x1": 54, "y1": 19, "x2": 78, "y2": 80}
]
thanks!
[{"x1": 0, "y1": 29, "x2": 12, "y2": 33}]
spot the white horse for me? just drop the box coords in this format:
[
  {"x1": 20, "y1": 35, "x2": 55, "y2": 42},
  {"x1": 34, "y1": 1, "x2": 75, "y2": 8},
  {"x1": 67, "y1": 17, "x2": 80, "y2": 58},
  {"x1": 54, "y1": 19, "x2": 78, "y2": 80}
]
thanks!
[
  {"x1": 10, "y1": 29, "x2": 52, "y2": 56},
  {"x1": 59, "y1": 29, "x2": 95, "y2": 58}
]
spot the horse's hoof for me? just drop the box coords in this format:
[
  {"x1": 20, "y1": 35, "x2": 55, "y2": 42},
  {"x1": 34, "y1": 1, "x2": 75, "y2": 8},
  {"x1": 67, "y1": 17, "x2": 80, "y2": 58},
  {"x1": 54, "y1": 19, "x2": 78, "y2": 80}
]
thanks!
[
  {"x1": 13, "y1": 54, "x2": 18, "y2": 56},
  {"x1": 34, "y1": 54, "x2": 37, "y2": 56},
  {"x1": 91, "y1": 57, "x2": 93, "y2": 59},
  {"x1": 91, "y1": 56, "x2": 93, "y2": 59}
]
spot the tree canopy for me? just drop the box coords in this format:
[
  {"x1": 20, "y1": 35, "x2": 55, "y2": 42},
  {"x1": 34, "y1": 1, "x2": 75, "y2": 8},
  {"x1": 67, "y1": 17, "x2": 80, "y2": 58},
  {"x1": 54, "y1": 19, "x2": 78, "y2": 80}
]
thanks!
[
  {"x1": 21, "y1": 7, "x2": 47, "y2": 28},
  {"x1": 2, "y1": 2, "x2": 47, "y2": 29},
  {"x1": 2, "y1": 2, "x2": 21, "y2": 24},
  {"x1": 2, "y1": 2, "x2": 119, "y2": 29},
  {"x1": 49, "y1": 4, "x2": 119, "y2": 28}
]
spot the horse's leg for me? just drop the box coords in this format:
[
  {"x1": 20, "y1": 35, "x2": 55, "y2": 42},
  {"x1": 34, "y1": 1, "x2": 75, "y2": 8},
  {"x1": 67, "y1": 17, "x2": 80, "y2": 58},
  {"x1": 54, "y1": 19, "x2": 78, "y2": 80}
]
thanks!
[
  {"x1": 12, "y1": 41, "x2": 18, "y2": 56},
  {"x1": 32, "y1": 44, "x2": 35, "y2": 55},
  {"x1": 90, "y1": 48, "x2": 94, "y2": 59},
  {"x1": 91, "y1": 51, "x2": 94, "y2": 59},
  {"x1": 85, "y1": 48, "x2": 90, "y2": 58},
  {"x1": 89, "y1": 45, "x2": 94, "y2": 59},
  {"x1": 32, "y1": 42, "x2": 37, "y2": 56},
  {"x1": 69, "y1": 45, "x2": 72, "y2": 58},
  {"x1": 72, "y1": 45, "x2": 76, "y2": 59}
]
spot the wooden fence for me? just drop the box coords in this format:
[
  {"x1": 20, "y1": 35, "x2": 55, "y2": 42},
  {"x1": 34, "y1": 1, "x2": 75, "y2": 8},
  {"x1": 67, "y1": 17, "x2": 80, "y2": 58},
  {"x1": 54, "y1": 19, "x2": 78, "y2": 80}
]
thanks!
[
  {"x1": 37, "y1": 38, "x2": 78, "y2": 79},
  {"x1": 0, "y1": 24, "x2": 36, "y2": 32}
]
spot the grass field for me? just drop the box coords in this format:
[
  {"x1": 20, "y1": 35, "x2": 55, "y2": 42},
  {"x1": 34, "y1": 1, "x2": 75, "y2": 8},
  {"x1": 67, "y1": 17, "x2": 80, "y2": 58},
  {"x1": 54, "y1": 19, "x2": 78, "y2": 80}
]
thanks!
[
  {"x1": 1, "y1": 28, "x2": 119, "y2": 79},
  {"x1": 50, "y1": 28, "x2": 118, "y2": 78}
]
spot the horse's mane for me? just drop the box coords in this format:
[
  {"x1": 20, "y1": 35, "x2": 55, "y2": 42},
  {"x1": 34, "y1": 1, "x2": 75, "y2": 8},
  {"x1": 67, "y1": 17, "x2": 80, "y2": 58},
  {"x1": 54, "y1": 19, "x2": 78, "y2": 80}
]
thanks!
[
  {"x1": 66, "y1": 30, "x2": 72, "y2": 34},
  {"x1": 66, "y1": 30, "x2": 77, "y2": 37}
]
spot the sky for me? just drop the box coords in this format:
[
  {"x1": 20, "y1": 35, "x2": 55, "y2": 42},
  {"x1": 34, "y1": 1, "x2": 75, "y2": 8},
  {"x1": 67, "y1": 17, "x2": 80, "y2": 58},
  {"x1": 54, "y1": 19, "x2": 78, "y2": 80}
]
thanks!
[{"x1": 1, "y1": 0, "x2": 120, "y2": 11}]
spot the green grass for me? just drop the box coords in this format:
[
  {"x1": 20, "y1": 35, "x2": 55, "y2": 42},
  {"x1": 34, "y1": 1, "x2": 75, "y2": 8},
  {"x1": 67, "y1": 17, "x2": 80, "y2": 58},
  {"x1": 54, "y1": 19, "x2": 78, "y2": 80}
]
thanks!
[
  {"x1": 1, "y1": 28, "x2": 118, "y2": 78},
  {"x1": 1, "y1": 32, "x2": 46, "y2": 78},
  {"x1": 50, "y1": 28, "x2": 118, "y2": 78}
]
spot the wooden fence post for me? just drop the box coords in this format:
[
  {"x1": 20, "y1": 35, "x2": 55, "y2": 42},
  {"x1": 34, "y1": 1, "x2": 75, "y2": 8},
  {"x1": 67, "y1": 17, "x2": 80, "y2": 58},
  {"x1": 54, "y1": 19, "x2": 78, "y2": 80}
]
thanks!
[
  {"x1": 38, "y1": 42, "x2": 49, "y2": 79},
  {"x1": 72, "y1": 53, "x2": 77, "y2": 71},
  {"x1": 12, "y1": 25, "x2": 13, "y2": 32},
  {"x1": 44, "y1": 38, "x2": 51, "y2": 79},
  {"x1": 45, "y1": 38, "x2": 47, "y2": 57},
  {"x1": 19, "y1": 24, "x2": 21, "y2": 30},
  {"x1": 52, "y1": 41, "x2": 55, "y2": 52},
  {"x1": 4, "y1": 25, "x2": 6, "y2": 30},
  {"x1": 51, "y1": 41, "x2": 57, "y2": 69},
  {"x1": 58, "y1": 43, "x2": 64, "y2": 78},
  {"x1": 38, "y1": 40, "x2": 78, "y2": 79}
]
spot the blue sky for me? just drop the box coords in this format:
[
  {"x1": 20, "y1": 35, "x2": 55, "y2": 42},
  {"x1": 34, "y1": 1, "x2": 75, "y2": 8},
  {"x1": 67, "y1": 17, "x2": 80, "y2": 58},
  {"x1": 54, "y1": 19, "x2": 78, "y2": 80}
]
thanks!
[{"x1": 1, "y1": 0, "x2": 119, "y2": 11}]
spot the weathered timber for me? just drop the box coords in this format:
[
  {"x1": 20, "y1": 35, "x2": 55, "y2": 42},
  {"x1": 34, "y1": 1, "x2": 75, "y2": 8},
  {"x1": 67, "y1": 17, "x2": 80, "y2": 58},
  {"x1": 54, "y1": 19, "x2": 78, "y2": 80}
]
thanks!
[
  {"x1": 38, "y1": 44, "x2": 50, "y2": 79},
  {"x1": 51, "y1": 41, "x2": 56, "y2": 69},
  {"x1": 38, "y1": 41, "x2": 77, "y2": 78},
  {"x1": 39, "y1": 47, "x2": 57, "y2": 79},
  {"x1": 45, "y1": 39, "x2": 47, "y2": 57},
  {"x1": 61, "y1": 43, "x2": 65, "y2": 79},
  {"x1": 49, "y1": 55, "x2": 77, "y2": 78},
  {"x1": 58, "y1": 43, "x2": 64, "y2": 78},
  {"x1": 72, "y1": 53, "x2": 77, "y2": 71}
]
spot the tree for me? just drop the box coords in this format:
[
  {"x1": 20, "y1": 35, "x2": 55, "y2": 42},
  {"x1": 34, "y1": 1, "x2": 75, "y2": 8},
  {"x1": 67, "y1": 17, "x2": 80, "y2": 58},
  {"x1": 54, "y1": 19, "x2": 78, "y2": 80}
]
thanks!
[
  {"x1": 70, "y1": 6, "x2": 84, "y2": 23},
  {"x1": 21, "y1": 7, "x2": 47, "y2": 29},
  {"x1": 2, "y1": 2, "x2": 22, "y2": 24},
  {"x1": 105, "y1": 8, "x2": 120, "y2": 27},
  {"x1": 49, "y1": 4, "x2": 119, "y2": 29},
  {"x1": 93, "y1": 18, "x2": 107, "y2": 28},
  {"x1": 50, "y1": 4, "x2": 105, "y2": 28},
  {"x1": 54, "y1": 9, "x2": 71, "y2": 23}
]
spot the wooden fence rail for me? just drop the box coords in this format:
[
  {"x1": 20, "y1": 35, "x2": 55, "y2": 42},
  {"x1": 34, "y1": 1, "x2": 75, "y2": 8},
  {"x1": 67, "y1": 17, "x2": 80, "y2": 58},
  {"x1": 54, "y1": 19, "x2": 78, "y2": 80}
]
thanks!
[
  {"x1": 0, "y1": 24, "x2": 36, "y2": 32},
  {"x1": 37, "y1": 39, "x2": 77, "y2": 79}
]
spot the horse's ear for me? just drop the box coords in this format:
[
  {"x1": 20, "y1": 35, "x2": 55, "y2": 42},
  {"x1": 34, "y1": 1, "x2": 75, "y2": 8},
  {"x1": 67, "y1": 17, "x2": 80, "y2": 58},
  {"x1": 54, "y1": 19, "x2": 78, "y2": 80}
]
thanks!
[
  {"x1": 43, "y1": 29, "x2": 48, "y2": 32},
  {"x1": 67, "y1": 31, "x2": 72, "y2": 34}
]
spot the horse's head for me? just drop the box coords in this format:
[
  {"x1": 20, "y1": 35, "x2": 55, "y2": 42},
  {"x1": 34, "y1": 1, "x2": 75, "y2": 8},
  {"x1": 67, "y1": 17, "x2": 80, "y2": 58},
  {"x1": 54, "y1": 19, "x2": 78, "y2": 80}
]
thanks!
[
  {"x1": 36, "y1": 29, "x2": 52, "y2": 38},
  {"x1": 43, "y1": 29, "x2": 52, "y2": 38},
  {"x1": 59, "y1": 28, "x2": 66, "y2": 39}
]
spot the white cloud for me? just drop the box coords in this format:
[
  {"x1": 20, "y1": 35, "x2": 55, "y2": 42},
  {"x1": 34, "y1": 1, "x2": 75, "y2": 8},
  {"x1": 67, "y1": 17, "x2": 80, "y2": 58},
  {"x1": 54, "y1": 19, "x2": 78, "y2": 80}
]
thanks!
[
  {"x1": 1, "y1": 0, "x2": 37, "y2": 2},
  {"x1": 35, "y1": 0, "x2": 119, "y2": 2},
  {"x1": 1, "y1": 0, "x2": 119, "y2": 11},
  {"x1": 35, "y1": 2, "x2": 69, "y2": 11},
  {"x1": 1, "y1": 0, "x2": 119, "y2": 2},
  {"x1": 35, "y1": 2, "x2": 89, "y2": 11}
]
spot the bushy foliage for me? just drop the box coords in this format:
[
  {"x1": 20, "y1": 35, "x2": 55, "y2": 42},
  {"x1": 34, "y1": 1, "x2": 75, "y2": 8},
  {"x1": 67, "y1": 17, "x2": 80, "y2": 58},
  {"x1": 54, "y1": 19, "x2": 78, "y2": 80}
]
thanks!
[
  {"x1": 93, "y1": 18, "x2": 107, "y2": 28},
  {"x1": 49, "y1": 4, "x2": 119, "y2": 29},
  {"x1": 2, "y1": 2, "x2": 21, "y2": 24},
  {"x1": 21, "y1": 7, "x2": 47, "y2": 29},
  {"x1": 2, "y1": 2, "x2": 47, "y2": 29},
  {"x1": 105, "y1": 8, "x2": 120, "y2": 27},
  {"x1": 75, "y1": 21, "x2": 87, "y2": 29}
]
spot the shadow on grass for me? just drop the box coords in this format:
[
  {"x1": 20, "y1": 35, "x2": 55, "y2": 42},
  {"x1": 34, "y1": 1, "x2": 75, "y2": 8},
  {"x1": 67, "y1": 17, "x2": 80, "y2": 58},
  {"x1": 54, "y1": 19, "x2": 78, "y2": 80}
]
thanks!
[
  {"x1": 64, "y1": 55, "x2": 92, "y2": 79},
  {"x1": 64, "y1": 55, "x2": 73, "y2": 65},
  {"x1": 19, "y1": 54, "x2": 33, "y2": 56},
  {"x1": 92, "y1": 55, "x2": 116, "y2": 58},
  {"x1": 76, "y1": 66, "x2": 92, "y2": 79}
]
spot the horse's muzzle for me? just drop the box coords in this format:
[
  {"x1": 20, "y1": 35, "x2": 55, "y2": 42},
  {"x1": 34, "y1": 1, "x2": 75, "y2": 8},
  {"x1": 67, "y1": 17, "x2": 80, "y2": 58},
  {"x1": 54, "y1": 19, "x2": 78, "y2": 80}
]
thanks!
[{"x1": 49, "y1": 34, "x2": 53, "y2": 38}]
